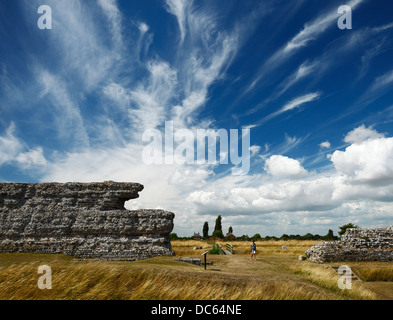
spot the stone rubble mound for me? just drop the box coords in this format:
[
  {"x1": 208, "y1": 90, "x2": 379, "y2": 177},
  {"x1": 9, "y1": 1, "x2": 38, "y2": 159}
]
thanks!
[{"x1": 305, "y1": 226, "x2": 393, "y2": 263}]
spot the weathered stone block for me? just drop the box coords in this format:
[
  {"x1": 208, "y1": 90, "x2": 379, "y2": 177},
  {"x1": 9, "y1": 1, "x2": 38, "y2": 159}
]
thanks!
[{"x1": 0, "y1": 182, "x2": 175, "y2": 261}]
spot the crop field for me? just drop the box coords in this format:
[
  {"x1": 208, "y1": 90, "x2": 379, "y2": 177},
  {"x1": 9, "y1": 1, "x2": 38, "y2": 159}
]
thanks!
[{"x1": 0, "y1": 240, "x2": 392, "y2": 300}]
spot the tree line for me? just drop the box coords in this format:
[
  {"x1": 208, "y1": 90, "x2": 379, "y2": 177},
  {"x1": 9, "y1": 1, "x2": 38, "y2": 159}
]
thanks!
[{"x1": 169, "y1": 216, "x2": 359, "y2": 241}]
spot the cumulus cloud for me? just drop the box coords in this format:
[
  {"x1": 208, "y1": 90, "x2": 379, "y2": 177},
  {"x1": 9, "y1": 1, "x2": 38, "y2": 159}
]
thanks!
[
  {"x1": 264, "y1": 155, "x2": 308, "y2": 178},
  {"x1": 168, "y1": 167, "x2": 213, "y2": 187},
  {"x1": 185, "y1": 126, "x2": 393, "y2": 236},
  {"x1": 186, "y1": 175, "x2": 337, "y2": 214},
  {"x1": 344, "y1": 124, "x2": 385, "y2": 144},
  {"x1": 332, "y1": 136, "x2": 393, "y2": 185}
]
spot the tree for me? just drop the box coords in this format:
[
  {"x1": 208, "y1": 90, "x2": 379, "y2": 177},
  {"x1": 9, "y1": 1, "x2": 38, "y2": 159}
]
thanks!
[
  {"x1": 169, "y1": 233, "x2": 178, "y2": 240},
  {"x1": 338, "y1": 223, "x2": 359, "y2": 236},
  {"x1": 302, "y1": 233, "x2": 314, "y2": 240},
  {"x1": 228, "y1": 226, "x2": 233, "y2": 234},
  {"x1": 213, "y1": 215, "x2": 224, "y2": 238},
  {"x1": 239, "y1": 235, "x2": 250, "y2": 241},
  {"x1": 213, "y1": 229, "x2": 224, "y2": 238},
  {"x1": 325, "y1": 229, "x2": 335, "y2": 240},
  {"x1": 203, "y1": 222, "x2": 209, "y2": 239},
  {"x1": 252, "y1": 233, "x2": 261, "y2": 240},
  {"x1": 280, "y1": 234, "x2": 289, "y2": 241}
]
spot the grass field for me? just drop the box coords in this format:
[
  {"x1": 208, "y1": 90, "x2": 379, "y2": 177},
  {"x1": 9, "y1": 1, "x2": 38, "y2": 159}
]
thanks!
[{"x1": 0, "y1": 239, "x2": 392, "y2": 300}]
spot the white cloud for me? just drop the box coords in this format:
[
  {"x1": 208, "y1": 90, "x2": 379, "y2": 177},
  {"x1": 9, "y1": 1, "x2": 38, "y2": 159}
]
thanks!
[
  {"x1": 176, "y1": 35, "x2": 239, "y2": 125},
  {"x1": 259, "y1": 134, "x2": 308, "y2": 161},
  {"x1": 280, "y1": 92, "x2": 321, "y2": 113},
  {"x1": 264, "y1": 155, "x2": 308, "y2": 178},
  {"x1": 103, "y1": 82, "x2": 131, "y2": 109},
  {"x1": 369, "y1": 69, "x2": 393, "y2": 92},
  {"x1": 250, "y1": 145, "x2": 261, "y2": 157},
  {"x1": 344, "y1": 124, "x2": 384, "y2": 144},
  {"x1": 260, "y1": 92, "x2": 320, "y2": 124},
  {"x1": 187, "y1": 175, "x2": 336, "y2": 214},
  {"x1": 246, "y1": 0, "x2": 365, "y2": 92},
  {"x1": 38, "y1": 70, "x2": 89, "y2": 148},
  {"x1": 16, "y1": 147, "x2": 47, "y2": 169},
  {"x1": 284, "y1": 0, "x2": 364, "y2": 53},
  {"x1": 97, "y1": 0, "x2": 123, "y2": 46},
  {"x1": 242, "y1": 124, "x2": 259, "y2": 130},
  {"x1": 0, "y1": 123, "x2": 47, "y2": 170},
  {"x1": 164, "y1": 0, "x2": 191, "y2": 43},
  {"x1": 0, "y1": 123, "x2": 23, "y2": 166},
  {"x1": 168, "y1": 167, "x2": 213, "y2": 187},
  {"x1": 275, "y1": 60, "x2": 319, "y2": 97},
  {"x1": 320, "y1": 141, "x2": 331, "y2": 149},
  {"x1": 29, "y1": 0, "x2": 123, "y2": 90},
  {"x1": 129, "y1": 61, "x2": 178, "y2": 133},
  {"x1": 331, "y1": 136, "x2": 393, "y2": 185},
  {"x1": 185, "y1": 126, "x2": 393, "y2": 236},
  {"x1": 138, "y1": 22, "x2": 149, "y2": 34}
]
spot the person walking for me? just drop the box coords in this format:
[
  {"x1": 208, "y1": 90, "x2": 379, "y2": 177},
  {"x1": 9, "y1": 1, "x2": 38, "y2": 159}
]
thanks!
[{"x1": 251, "y1": 240, "x2": 257, "y2": 261}]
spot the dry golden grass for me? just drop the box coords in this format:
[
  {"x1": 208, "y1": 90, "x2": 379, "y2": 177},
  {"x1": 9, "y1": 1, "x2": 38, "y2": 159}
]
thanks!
[
  {"x1": 350, "y1": 265, "x2": 393, "y2": 282},
  {"x1": 171, "y1": 240, "x2": 211, "y2": 257},
  {"x1": 0, "y1": 256, "x2": 352, "y2": 300},
  {"x1": 0, "y1": 240, "x2": 391, "y2": 300},
  {"x1": 172, "y1": 239, "x2": 320, "y2": 257},
  {"x1": 288, "y1": 263, "x2": 376, "y2": 300}
]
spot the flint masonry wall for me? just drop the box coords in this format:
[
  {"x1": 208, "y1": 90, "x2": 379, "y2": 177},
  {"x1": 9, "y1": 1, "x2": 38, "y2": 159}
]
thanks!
[
  {"x1": 0, "y1": 182, "x2": 175, "y2": 260},
  {"x1": 305, "y1": 226, "x2": 393, "y2": 263}
]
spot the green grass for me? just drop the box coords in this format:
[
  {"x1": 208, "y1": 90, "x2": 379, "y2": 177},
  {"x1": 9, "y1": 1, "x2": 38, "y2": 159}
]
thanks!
[{"x1": 208, "y1": 244, "x2": 221, "y2": 255}]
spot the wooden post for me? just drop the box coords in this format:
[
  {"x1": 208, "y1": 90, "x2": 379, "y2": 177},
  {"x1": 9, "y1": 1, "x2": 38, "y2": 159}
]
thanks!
[{"x1": 201, "y1": 251, "x2": 209, "y2": 270}]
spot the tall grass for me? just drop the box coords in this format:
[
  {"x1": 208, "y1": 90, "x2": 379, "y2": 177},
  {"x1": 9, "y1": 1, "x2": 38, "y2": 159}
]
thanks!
[
  {"x1": 289, "y1": 264, "x2": 376, "y2": 300},
  {"x1": 0, "y1": 239, "x2": 388, "y2": 300},
  {"x1": 0, "y1": 261, "x2": 350, "y2": 300},
  {"x1": 352, "y1": 267, "x2": 393, "y2": 282}
]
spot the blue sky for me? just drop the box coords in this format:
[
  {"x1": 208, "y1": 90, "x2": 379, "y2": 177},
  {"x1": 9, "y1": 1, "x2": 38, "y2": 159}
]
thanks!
[{"x1": 1, "y1": 0, "x2": 393, "y2": 237}]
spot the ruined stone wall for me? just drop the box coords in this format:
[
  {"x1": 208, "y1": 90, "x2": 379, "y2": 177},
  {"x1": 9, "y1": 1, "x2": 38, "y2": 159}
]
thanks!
[
  {"x1": 305, "y1": 226, "x2": 393, "y2": 263},
  {"x1": 0, "y1": 182, "x2": 175, "y2": 260}
]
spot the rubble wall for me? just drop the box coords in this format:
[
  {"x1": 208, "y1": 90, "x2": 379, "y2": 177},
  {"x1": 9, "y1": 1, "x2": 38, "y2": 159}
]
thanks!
[
  {"x1": 0, "y1": 182, "x2": 175, "y2": 260},
  {"x1": 305, "y1": 226, "x2": 393, "y2": 263}
]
